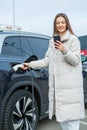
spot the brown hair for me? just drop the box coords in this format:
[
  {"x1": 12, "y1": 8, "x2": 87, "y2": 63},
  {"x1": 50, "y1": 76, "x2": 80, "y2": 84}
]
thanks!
[{"x1": 53, "y1": 13, "x2": 74, "y2": 35}]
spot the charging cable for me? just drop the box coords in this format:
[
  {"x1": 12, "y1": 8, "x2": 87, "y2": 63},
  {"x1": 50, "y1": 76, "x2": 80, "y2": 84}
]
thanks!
[{"x1": 29, "y1": 68, "x2": 35, "y2": 130}]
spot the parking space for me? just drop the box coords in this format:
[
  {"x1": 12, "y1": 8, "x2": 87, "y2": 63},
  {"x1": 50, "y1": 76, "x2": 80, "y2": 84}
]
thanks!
[{"x1": 36, "y1": 109, "x2": 87, "y2": 130}]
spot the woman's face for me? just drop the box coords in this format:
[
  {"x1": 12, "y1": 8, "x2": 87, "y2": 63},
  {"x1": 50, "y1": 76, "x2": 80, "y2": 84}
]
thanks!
[{"x1": 56, "y1": 16, "x2": 67, "y2": 34}]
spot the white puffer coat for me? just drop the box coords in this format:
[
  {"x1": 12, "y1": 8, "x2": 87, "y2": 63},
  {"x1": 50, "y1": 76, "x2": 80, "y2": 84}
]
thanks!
[{"x1": 29, "y1": 30, "x2": 85, "y2": 122}]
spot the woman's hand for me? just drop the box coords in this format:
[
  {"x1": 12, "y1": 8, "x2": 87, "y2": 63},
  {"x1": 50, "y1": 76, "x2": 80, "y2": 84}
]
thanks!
[
  {"x1": 54, "y1": 41, "x2": 65, "y2": 52},
  {"x1": 21, "y1": 63, "x2": 29, "y2": 70}
]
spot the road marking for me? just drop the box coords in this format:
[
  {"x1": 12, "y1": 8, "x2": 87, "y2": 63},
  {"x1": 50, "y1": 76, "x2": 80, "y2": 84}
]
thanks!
[{"x1": 80, "y1": 121, "x2": 87, "y2": 125}]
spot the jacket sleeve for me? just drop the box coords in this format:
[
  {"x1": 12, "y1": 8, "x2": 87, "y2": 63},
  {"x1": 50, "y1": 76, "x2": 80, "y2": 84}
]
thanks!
[
  {"x1": 28, "y1": 45, "x2": 50, "y2": 69},
  {"x1": 64, "y1": 36, "x2": 81, "y2": 66}
]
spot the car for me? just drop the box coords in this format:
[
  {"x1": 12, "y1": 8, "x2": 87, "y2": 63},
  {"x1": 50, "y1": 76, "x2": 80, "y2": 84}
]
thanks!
[
  {"x1": 79, "y1": 35, "x2": 87, "y2": 106},
  {"x1": 0, "y1": 30, "x2": 50, "y2": 130}
]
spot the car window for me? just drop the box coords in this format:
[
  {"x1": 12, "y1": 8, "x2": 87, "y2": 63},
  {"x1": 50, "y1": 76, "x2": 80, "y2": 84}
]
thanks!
[
  {"x1": 20, "y1": 37, "x2": 49, "y2": 59},
  {"x1": 1, "y1": 36, "x2": 22, "y2": 57},
  {"x1": 20, "y1": 37, "x2": 33, "y2": 58}
]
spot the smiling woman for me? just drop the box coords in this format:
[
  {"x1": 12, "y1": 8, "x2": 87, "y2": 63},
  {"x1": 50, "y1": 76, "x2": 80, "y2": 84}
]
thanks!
[{"x1": 21, "y1": 13, "x2": 85, "y2": 130}]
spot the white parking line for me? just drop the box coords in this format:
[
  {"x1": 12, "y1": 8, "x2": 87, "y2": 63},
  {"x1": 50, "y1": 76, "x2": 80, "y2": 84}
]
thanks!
[{"x1": 80, "y1": 121, "x2": 87, "y2": 125}]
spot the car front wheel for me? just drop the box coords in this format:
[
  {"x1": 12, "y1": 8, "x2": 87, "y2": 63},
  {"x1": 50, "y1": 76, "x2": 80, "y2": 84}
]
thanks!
[{"x1": 3, "y1": 89, "x2": 38, "y2": 130}]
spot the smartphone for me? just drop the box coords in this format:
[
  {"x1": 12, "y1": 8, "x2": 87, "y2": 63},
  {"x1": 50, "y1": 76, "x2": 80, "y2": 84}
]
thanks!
[{"x1": 53, "y1": 35, "x2": 60, "y2": 42}]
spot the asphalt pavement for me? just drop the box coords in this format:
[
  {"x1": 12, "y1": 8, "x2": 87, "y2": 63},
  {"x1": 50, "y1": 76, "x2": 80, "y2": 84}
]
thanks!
[{"x1": 36, "y1": 109, "x2": 87, "y2": 130}]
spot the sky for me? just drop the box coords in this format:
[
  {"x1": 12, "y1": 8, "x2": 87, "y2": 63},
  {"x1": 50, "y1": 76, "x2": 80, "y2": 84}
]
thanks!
[{"x1": 0, "y1": 0, "x2": 87, "y2": 37}]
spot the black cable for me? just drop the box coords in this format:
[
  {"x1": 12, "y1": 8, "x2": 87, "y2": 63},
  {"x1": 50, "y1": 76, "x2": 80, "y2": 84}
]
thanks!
[{"x1": 28, "y1": 68, "x2": 35, "y2": 130}]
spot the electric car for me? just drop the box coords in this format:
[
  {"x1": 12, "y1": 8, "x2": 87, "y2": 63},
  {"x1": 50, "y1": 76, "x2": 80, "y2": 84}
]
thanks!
[{"x1": 0, "y1": 30, "x2": 50, "y2": 130}]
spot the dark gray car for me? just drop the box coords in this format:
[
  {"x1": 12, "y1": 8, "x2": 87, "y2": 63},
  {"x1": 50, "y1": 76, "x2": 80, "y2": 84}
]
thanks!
[{"x1": 0, "y1": 30, "x2": 50, "y2": 130}]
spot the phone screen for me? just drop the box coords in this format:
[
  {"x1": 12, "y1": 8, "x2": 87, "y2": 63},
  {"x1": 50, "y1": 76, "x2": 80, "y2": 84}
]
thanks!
[{"x1": 53, "y1": 35, "x2": 60, "y2": 42}]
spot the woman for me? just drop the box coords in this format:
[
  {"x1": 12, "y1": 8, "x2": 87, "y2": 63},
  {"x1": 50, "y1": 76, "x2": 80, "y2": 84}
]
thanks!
[{"x1": 22, "y1": 13, "x2": 85, "y2": 130}]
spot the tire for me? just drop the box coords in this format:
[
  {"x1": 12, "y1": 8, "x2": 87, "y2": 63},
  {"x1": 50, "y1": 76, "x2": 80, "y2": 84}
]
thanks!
[{"x1": 3, "y1": 90, "x2": 38, "y2": 130}]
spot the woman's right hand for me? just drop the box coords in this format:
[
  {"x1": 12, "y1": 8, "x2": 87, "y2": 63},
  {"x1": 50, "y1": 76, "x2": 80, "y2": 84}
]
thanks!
[{"x1": 21, "y1": 63, "x2": 29, "y2": 70}]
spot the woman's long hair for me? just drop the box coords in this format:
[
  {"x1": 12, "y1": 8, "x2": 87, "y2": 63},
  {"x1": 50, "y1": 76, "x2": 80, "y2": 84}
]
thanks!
[{"x1": 53, "y1": 13, "x2": 74, "y2": 35}]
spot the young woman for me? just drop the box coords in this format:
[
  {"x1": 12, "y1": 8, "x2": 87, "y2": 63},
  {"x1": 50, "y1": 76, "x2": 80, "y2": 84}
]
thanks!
[{"x1": 21, "y1": 13, "x2": 85, "y2": 130}]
